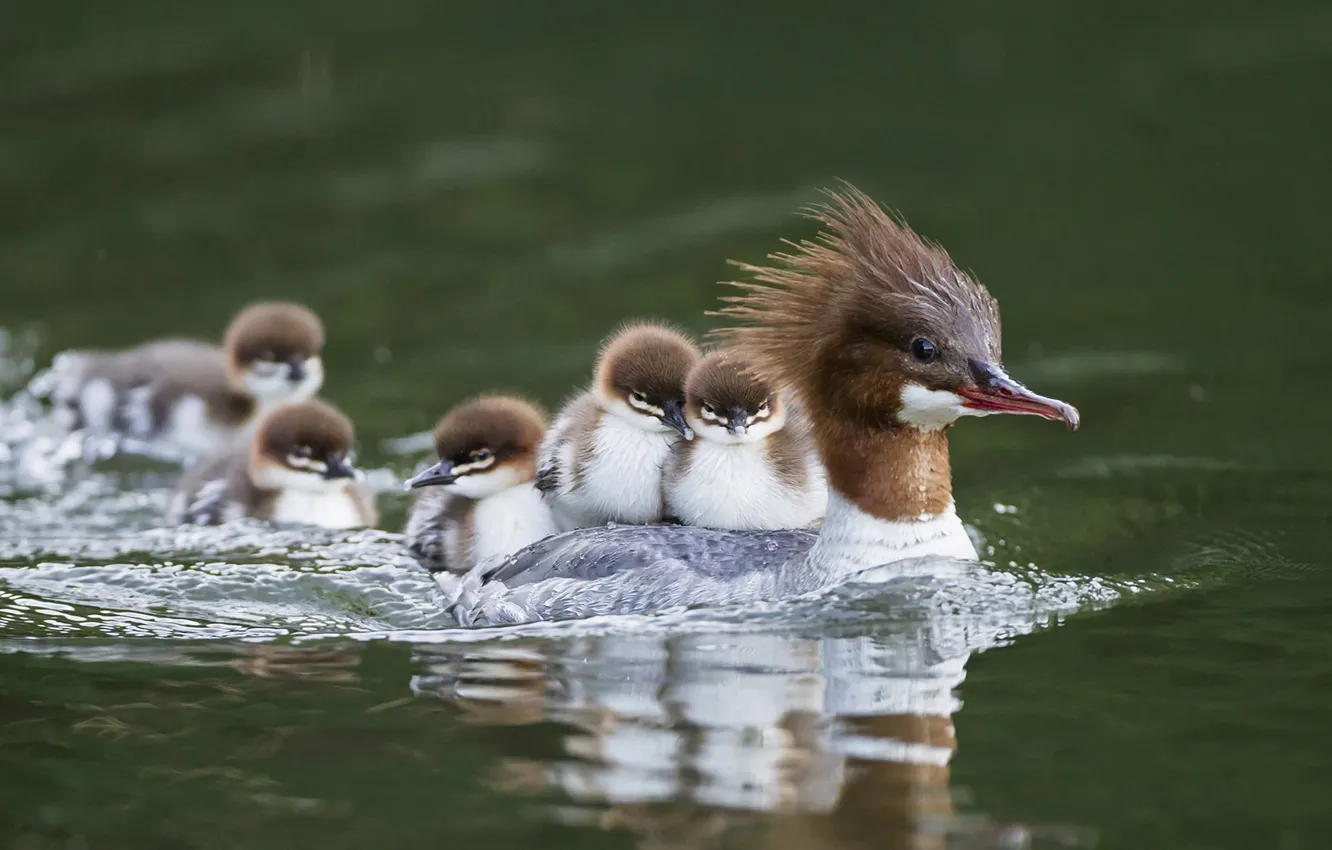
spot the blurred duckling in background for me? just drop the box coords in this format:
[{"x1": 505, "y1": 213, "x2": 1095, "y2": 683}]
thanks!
[
  {"x1": 168, "y1": 398, "x2": 376, "y2": 528},
  {"x1": 38, "y1": 302, "x2": 326, "y2": 458},
  {"x1": 664, "y1": 350, "x2": 826, "y2": 531},
  {"x1": 404, "y1": 395, "x2": 557, "y2": 574},
  {"x1": 535, "y1": 322, "x2": 701, "y2": 529}
]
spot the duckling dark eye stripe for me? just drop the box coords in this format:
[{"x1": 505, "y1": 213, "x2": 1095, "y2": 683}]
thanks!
[{"x1": 450, "y1": 455, "x2": 498, "y2": 476}]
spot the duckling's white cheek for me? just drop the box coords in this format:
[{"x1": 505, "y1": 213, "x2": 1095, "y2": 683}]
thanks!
[
  {"x1": 253, "y1": 463, "x2": 331, "y2": 493},
  {"x1": 450, "y1": 465, "x2": 524, "y2": 499},
  {"x1": 604, "y1": 398, "x2": 668, "y2": 432},
  {"x1": 242, "y1": 369, "x2": 295, "y2": 403},
  {"x1": 740, "y1": 416, "x2": 784, "y2": 443},
  {"x1": 685, "y1": 413, "x2": 710, "y2": 438},
  {"x1": 241, "y1": 358, "x2": 324, "y2": 404},
  {"x1": 898, "y1": 383, "x2": 982, "y2": 430},
  {"x1": 292, "y1": 356, "x2": 324, "y2": 400}
]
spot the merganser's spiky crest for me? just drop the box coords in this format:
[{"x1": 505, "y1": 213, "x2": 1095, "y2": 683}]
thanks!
[
  {"x1": 711, "y1": 182, "x2": 1075, "y2": 523},
  {"x1": 712, "y1": 182, "x2": 1001, "y2": 403}
]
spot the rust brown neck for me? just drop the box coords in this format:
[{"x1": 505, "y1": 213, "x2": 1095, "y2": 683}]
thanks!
[{"x1": 813, "y1": 423, "x2": 953, "y2": 521}]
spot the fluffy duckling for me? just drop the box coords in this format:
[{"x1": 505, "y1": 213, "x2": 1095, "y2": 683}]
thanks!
[
  {"x1": 535, "y1": 322, "x2": 701, "y2": 529},
  {"x1": 404, "y1": 395, "x2": 558, "y2": 574},
  {"x1": 42, "y1": 302, "x2": 325, "y2": 457},
  {"x1": 167, "y1": 398, "x2": 376, "y2": 528},
  {"x1": 664, "y1": 350, "x2": 826, "y2": 530}
]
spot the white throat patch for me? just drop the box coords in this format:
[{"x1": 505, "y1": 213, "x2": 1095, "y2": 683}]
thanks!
[{"x1": 897, "y1": 383, "x2": 989, "y2": 431}]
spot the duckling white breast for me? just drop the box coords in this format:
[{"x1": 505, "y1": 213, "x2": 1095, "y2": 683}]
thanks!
[
  {"x1": 470, "y1": 482, "x2": 560, "y2": 567},
  {"x1": 270, "y1": 486, "x2": 367, "y2": 529},
  {"x1": 562, "y1": 414, "x2": 677, "y2": 526},
  {"x1": 667, "y1": 440, "x2": 826, "y2": 531}
]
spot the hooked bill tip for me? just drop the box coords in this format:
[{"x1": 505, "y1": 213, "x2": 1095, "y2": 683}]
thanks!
[{"x1": 1062, "y1": 404, "x2": 1081, "y2": 431}]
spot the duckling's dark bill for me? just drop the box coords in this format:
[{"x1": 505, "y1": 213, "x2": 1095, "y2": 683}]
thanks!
[
  {"x1": 725, "y1": 408, "x2": 748, "y2": 436},
  {"x1": 406, "y1": 461, "x2": 457, "y2": 489},
  {"x1": 323, "y1": 455, "x2": 358, "y2": 479},
  {"x1": 660, "y1": 400, "x2": 695, "y2": 440}
]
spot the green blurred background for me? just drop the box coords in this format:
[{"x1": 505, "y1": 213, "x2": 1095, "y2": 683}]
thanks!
[{"x1": 4, "y1": 1, "x2": 1332, "y2": 848}]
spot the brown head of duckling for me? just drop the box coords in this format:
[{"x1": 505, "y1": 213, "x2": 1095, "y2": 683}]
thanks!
[
  {"x1": 684, "y1": 350, "x2": 786, "y2": 444},
  {"x1": 224, "y1": 302, "x2": 326, "y2": 401},
  {"x1": 251, "y1": 398, "x2": 358, "y2": 488},
  {"x1": 592, "y1": 322, "x2": 701, "y2": 439},
  {"x1": 405, "y1": 395, "x2": 547, "y2": 498}
]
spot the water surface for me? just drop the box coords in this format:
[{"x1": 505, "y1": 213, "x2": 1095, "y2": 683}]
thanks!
[{"x1": 3, "y1": 1, "x2": 1332, "y2": 847}]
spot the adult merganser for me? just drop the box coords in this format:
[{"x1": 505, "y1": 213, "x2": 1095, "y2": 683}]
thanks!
[
  {"x1": 41, "y1": 301, "x2": 325, "y2": 458},
  {"x1": 404, "y1": 395, "x2": 559, "y2": 573},
  {"x1": 664, "y1": 349, "x2": 826, "y2": 530},
  {"x1": 167, "y1": 398, "x2": 377, "y2": 528},
  {"x1": 445, "y1": 184, "x2": 1079, "y2": 626},
  {"x1": 535, "y1": 322, "x2": 701, "y2": 529}
]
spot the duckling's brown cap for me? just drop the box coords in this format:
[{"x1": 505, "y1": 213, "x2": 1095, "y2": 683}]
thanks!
[
  {"x1": 256, "y1": 398, "x2": 353, "y2": 456},
  {"x1": 433, "y1": 395, "x2": 547, "y2": 462},
  {"x1": 685, "y1": 350, "x2": 773, "y2": 412},
  {"x1": 594, "y1": 322, "x2": 701, "y2": 401},
  {"x1": 225, "y1": 302, "x2": 325, "y2": 365}
]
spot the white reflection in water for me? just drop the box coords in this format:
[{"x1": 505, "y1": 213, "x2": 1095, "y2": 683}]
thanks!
[{"x1": 412, "y1": 613, "x2": 1098, "y2": 850}]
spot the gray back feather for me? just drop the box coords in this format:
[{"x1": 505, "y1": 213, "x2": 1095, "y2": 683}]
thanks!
[{"x1": 448, "y1": 525, "x2": 827, "y2": 627}]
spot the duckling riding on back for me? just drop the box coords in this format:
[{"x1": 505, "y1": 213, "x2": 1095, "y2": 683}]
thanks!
[{"x1": 404, "y1": 395, "x2": 557, "y2": 574}]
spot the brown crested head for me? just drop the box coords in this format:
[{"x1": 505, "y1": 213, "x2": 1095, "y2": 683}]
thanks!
[
  {"x1": 592, "y1": 322, "x2": 701, "y2": 438},
  {"x1": 684, "y1": 349, "x2": 782, "y2": 435},
  {"x1": 253, "y1": 398, "x2": 357, "y2": 479},
  {"x1": 224, "y1": 302, "x2": 325, "y2": 371},
  {"x1": 712, "y1": 182, "x2": 1077, "y2": 434}
]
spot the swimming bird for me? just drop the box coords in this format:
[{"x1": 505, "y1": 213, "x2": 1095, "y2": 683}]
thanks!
[
  {"x1": 535, "y1": 322, "x2": 701, "y2": 529},
  {"x1": 404, "y1": 395, "x2": 559, "y2": 574},
  {"x1": 664, "y1": 349, "x2": 826, "y2": 531},
  {"x1": 443, "y1": 184, "x2": 1079, "y2": 627},
  {"x1": 40, "y1": 302, "x2": 325, "y2": 458},
  {"x1": 167, "y1": 398, "x2": 377, "y2": 528}
]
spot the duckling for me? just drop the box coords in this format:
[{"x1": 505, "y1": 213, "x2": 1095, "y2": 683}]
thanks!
[
  {"x1": 535, "y1": 322, "x2": 701, "y2": 529},
  {"x1": 664, "y1": 350, "x2": 826, "y2": 530},
  {"x1": 41, "y1": 302, "x2": 325, "y2": 458},
  {"x1": 404, "y1": 395, "x2": 558, "y2": 574},
  {"x1": 167, "y1": 398, "x2": 377, "y2": 529}
]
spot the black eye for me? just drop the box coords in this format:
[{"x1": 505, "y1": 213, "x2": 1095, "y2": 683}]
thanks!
[
  {"x1": 702, "y1": 403, "x2": 715, "y2": 414},
  {"x1": 631, "y1": 391, "x2": 647, "y2": 403},
  {"x1": 757, "y1": 399, "x2": 770, "y2": 413},
  {"x1": 294, "y1": 446, "x2": 311, "y2": 457},
  {"x1": 473, "y1": 448, "x2": 492, "y2": 463},
  {"x1": 910, "y1": 338, "x2": 938, "y2": 363}
]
